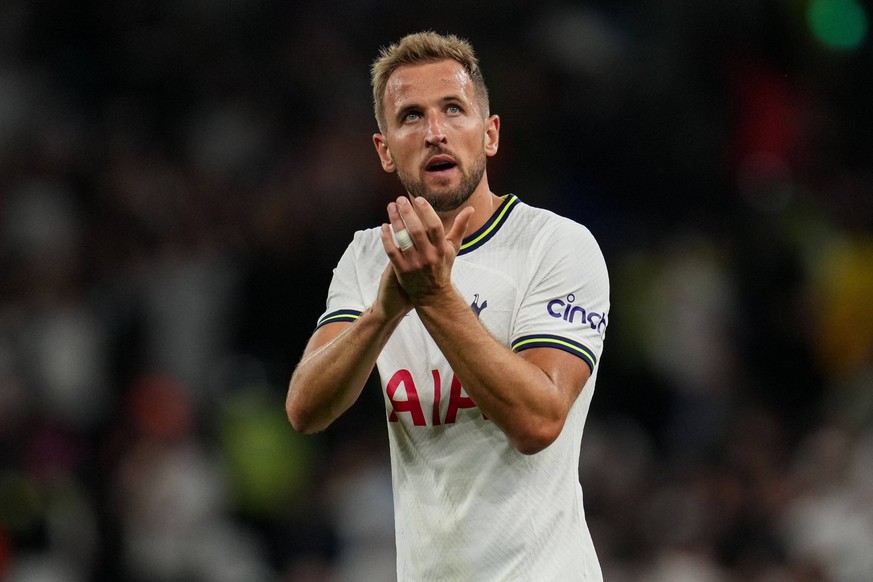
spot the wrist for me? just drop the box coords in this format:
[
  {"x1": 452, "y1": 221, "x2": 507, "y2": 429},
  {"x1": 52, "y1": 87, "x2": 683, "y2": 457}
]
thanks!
[
  {"x1": 412, "y1": 284, "x2": 463, "y2": 313},
  {"x1": 366, "y1": 302, "x2": 408, "y2": 330}
]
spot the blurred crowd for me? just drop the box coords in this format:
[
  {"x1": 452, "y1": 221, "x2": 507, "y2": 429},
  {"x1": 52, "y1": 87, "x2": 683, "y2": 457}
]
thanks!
[{"x1": 1, "y1": 0, "x2": 872, "y2": 581}]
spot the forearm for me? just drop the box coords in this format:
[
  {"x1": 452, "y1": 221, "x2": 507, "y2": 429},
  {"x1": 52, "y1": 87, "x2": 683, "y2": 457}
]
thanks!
[
  {"x1": 414, "y1": 289, "x2": 568, "y2": 453},
  {"x1": 286, "y1": 306, "x2": 403, "y2": 434}
]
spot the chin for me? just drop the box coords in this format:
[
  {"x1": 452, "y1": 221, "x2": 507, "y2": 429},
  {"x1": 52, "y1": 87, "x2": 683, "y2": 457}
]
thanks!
[
  {"x1": 425, "y1": 190, "x2": 473, "y2": 213},
  {"x1": 399, "y1": 166, "x2": 481, "y2": 213}
]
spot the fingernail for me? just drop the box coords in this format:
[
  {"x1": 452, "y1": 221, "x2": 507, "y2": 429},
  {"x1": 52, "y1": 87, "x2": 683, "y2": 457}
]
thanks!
[{"x1": 415, "y1": 197, "x2": 427, "y2": 206}]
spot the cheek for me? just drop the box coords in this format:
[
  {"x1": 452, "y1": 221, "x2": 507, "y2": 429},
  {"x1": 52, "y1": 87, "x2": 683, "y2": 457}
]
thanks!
[
  {"x1": 389, "y1": 137, "x2": 420, "y2": 164},
  {"x1": 389, "y1": 148, "x2": 411, "y2": 169},
  {"x1": 453, "y1": 121, "x2": 487, "y2": 146}
]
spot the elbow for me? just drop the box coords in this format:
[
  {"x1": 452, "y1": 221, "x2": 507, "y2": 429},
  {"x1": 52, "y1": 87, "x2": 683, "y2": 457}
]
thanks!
[
  {"x1": 285, "y1": 392, "x2": 321, "y2": 435},
  {"x1": 510, "y1": 420, "x2": 563, "y2": 455},
  {"x1": 285, "y1": 400, "x2": 306, "y2": 433},
  {"x1": 513, "y1": 437, "x2": 554, "y2": 456},
  {"x1": 286, "y1": 408, "x2": 310, "y2": 434},
  {"x1": 286, "y1": 405, "x2": 320, "y2": 435}
]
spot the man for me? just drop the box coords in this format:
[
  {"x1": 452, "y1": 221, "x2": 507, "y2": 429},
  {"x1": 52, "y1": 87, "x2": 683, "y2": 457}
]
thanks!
[{"x1": 286, "y1": 31, "x2": 609, "y2": 581}]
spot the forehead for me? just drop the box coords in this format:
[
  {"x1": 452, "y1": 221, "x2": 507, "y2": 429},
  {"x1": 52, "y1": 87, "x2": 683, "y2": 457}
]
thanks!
[{"x1": 384, "y1": 59, "x2": 474, "y2": 111}]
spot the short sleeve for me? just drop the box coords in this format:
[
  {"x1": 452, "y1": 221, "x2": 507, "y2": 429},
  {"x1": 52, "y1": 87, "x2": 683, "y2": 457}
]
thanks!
[
  {"x1": 511, "y1": 221, "x2": 610, "y2": 373},
  {"x1": 315, "y1": 234, "x2": 367, "y2": 329}
]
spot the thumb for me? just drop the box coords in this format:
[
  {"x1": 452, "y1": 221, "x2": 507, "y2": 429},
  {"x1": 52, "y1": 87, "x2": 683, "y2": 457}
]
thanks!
[{"x1": 446, "y1": 206, "x2": 475, "y2": 251}]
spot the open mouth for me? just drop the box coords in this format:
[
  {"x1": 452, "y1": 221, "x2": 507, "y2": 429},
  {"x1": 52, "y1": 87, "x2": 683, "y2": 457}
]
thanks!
[{"x1": 425, "y1": 155, "x2": 457, "y2": 173}]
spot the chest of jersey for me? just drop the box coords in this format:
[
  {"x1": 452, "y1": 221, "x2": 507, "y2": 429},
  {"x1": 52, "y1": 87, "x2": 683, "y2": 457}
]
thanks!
[{"x1": 375, "y1": 259, "x2": 520, "y2": 429}]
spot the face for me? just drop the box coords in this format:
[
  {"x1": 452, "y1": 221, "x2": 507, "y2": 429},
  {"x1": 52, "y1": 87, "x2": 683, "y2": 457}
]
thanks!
[{"x1": 373, "y1": 59, "x2": 499, "y2": 213}]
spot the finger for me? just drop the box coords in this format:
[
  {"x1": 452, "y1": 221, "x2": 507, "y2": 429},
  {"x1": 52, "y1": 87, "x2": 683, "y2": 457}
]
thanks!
[
  {"x1": 386, "y1": 201, "x2": 415, "y2": 252},
  {"x1": 411, "y1": 196, "x2": 444, "y2": 245},
  {"x1": 387, "y1": 201, "x2": 406, "y2": 236},
  {"x1": 395, "y1": 196, "x2": 426, "y2": 241},
  {"x1": 445, "y1": 206, "x2": 475, "y2": 251},
  {"x1": 380, "y1": 223, "x2": 405, "y2": 260}
]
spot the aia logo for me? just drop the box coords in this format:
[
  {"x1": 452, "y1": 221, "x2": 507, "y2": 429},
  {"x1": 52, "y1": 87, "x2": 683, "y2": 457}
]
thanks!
[
  {"x1": 385, "y1": 368, "x2": 487, "y2": 426},
  {"x1": 470, "y1": 294, "x2": 488, "y2": 318}
]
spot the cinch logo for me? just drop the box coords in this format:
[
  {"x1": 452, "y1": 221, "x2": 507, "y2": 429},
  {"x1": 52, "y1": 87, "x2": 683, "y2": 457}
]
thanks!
[{"x1": 547, "y1": 294, "x2": 608, "y2": 333}]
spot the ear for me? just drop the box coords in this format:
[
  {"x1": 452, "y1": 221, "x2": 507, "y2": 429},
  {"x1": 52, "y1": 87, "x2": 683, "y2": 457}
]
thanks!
[
  {"x1": 484, "y1": 114, "x2": 500, "y2": 157},
  {"x1": 373, "y1": 133, "x2": 396, "y2": 173}
]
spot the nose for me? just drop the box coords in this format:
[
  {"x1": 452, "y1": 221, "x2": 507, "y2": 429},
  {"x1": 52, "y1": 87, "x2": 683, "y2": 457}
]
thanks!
[{"x1": 424, "y1": 111, "x2": 446, "y2": 145}]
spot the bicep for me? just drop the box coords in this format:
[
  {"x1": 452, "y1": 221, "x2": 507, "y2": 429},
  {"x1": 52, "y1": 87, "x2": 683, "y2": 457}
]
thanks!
[
  {"x1": 301, "y1": 321, "x2": 353, "y2": 359},
  {"x1": 519, "y1": 347, "x2": 592, "y2": 408}
]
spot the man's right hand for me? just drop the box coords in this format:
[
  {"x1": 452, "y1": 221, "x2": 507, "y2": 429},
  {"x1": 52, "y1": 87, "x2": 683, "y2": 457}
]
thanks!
[{"x1": 374, "y1": 261, "x2": 413, "y2": 324}]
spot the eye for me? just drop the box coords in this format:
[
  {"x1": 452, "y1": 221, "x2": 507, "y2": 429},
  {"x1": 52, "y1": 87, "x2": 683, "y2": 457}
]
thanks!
[
  {"x1": 447, "y1": 104, "x2": 462, "y2": 115},
  {"x1": 402, "y1": 111, "x2": 421, "y2": 123}
]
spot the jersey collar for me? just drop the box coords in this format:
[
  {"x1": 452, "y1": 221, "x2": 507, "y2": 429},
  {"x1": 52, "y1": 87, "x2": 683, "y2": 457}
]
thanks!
[{"x1": 458, "y1": 194, "x2": 520, "y2": 256}]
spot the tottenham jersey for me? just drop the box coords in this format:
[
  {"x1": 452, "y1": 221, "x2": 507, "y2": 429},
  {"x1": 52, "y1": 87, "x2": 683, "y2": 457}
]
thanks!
[{"x1": 317, "y1": 194, "x2": 609, "y2": 581}]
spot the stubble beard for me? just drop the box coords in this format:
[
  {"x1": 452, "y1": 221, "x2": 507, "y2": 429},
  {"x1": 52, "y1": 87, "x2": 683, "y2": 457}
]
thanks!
[{"x1": 396, "y1": 153, "x2": 487, "y2": 213}]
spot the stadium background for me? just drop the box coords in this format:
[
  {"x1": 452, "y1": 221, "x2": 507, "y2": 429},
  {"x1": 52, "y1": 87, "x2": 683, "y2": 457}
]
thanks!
[{"x1": 1, "y1": 0, "x2": 872, "y2": 580}]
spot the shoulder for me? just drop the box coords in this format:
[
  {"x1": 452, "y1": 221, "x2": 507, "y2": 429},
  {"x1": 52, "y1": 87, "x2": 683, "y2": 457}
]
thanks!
[
  {"x1": 508, "y1": 200, "x2": 609, "y2": 293},
  {"x1": 513, "y1": 200, "x2": 603, "y2": 254},
  {"x1": 333, "y1": 227, "x2": 386, "y2": 276},
  {"x1": 344, "y1": 226, "x2": 385, "y2": 256}
]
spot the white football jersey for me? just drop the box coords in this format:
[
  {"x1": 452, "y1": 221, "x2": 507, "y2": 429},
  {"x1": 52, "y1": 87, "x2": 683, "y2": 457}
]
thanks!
[{"x1": 317, "y1": 194, "x2": 609, "y2": 581}]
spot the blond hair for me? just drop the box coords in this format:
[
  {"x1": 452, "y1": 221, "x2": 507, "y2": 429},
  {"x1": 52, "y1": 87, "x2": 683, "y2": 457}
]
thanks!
[{"x1": 370, "y1": 31, "x2": 490, "y2": 132}]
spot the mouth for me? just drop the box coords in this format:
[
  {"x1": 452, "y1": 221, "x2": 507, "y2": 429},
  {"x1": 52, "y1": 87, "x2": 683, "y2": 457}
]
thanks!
[{"x1": 424, "y1": 155, "x2": 458, "y2": 174}]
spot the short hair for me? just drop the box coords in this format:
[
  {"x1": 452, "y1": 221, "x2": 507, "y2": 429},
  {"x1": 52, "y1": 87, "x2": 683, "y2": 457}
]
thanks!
[{"x1": 370, "y1": 31, "x2": 490, "y2": 133}]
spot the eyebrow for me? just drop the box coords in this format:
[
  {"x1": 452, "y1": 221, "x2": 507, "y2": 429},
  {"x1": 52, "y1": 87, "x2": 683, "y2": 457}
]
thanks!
[{"x1": 396, "y1": 104, "x2": 420, "y2": 121}]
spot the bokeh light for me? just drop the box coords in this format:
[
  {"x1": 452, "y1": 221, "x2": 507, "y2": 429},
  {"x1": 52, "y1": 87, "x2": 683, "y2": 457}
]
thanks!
[{"x1": 807, "y1": 0, "x2": 869, "y2": 51}]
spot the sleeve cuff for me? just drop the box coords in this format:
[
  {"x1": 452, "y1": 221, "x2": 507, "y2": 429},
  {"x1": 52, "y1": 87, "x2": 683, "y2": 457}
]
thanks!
[
  {"x1": 511, "y1": 334, "x2": 597, "y2": 372},
  {"x1": 316, "y1": 309, "x2": 362, "y2": 329}
]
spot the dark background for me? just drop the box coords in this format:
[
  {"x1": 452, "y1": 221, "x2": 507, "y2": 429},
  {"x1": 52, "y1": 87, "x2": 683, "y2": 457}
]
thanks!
[{"x1": 1, "y1": 1, "x2": 872, "y2": 580}]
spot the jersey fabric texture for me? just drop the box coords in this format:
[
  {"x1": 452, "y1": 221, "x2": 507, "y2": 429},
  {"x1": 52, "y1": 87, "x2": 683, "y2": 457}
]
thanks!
[{"x1": 317, "y1": 194, "x2": 609, "y2": 581}]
